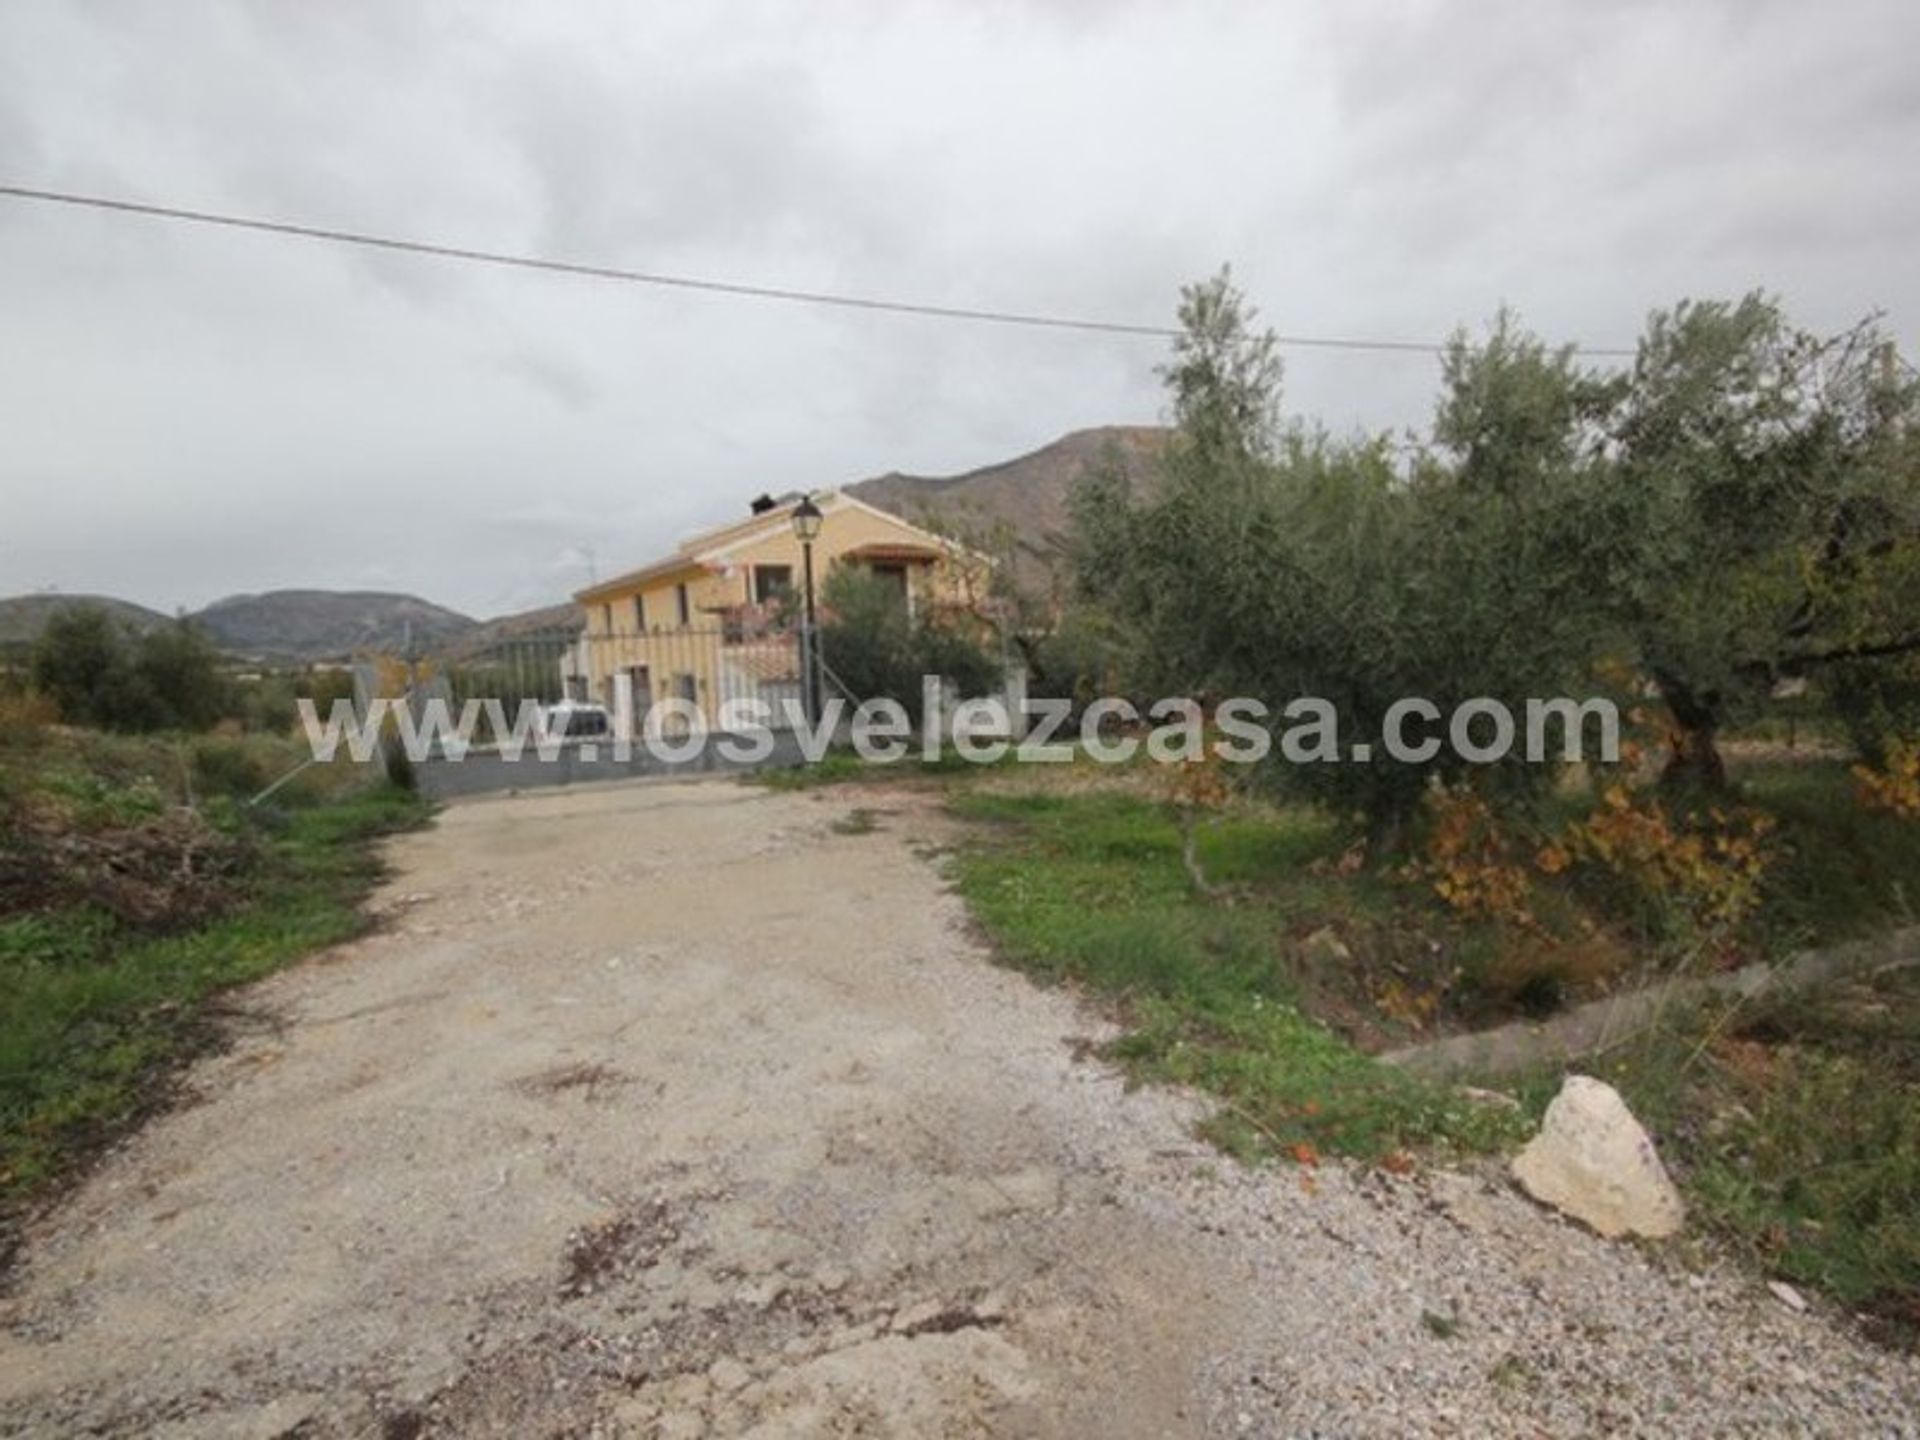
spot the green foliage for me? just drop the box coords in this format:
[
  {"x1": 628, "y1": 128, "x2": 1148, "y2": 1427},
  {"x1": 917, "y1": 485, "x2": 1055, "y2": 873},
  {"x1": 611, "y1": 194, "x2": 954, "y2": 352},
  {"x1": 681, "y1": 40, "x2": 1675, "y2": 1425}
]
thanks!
[
  {"x1": 29, "y1": 605, "x2": 230, "y2": 733},
  {"x1": 29, "y1": 606, "x2": 130, "y2": 727},
  {"x1": 1592, "y1": 965, "x2": 1920, "y2": 1338},
  {"x1": 1080, "y1": 276, "x2": 1920, "y2": 831},
  {"x1": 1605, "y1": 296, "x2": 1920, "y2": 778},
  {"x1": 0, "y1": 777, "x2": 425, "y2": 1198},
  {"x1": 1077, "y1": 287, "x2": 1614, "y2": 838},
  {"x1": 1158, "y1": 265, "x2": 1284, "y2": 469},
  {"x1": 1738, "y1": 760, "x2": 1920, "y2": 945},
  {"x1": 1826, "y1": 654, "x2": 1920, "y2": 769},
  {"x1": 951, "y1": 788, "x2": 1527, "y2": 1160},
  {"x1": 1022, "y1": 605, "x2": 1135, "y2": 707},
  {"x1": 133, "y1": 619, "x2": 228, "y2": 730},
  {"x1": 819, "y1": 567, "x2": 999, "y2": 721}
]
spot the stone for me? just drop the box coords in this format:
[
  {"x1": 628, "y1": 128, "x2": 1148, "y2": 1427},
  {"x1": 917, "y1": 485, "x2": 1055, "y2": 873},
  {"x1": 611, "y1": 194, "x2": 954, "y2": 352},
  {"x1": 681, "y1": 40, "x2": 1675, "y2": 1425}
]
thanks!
[
  {"x1": 1510, "y1": 1075, "x2": 1685, "y2": 1239},
  {"x1": 1301, "y1": 926, "x2": 1352, "y2": 967},
  {"x1": 1768, "y1": 1280, "x2": 1808, "y2": 1313}
]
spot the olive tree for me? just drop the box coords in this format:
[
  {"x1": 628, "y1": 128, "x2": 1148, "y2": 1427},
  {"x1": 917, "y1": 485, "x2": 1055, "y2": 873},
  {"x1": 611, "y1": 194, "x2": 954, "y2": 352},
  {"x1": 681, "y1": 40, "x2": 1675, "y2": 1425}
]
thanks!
[
  {"x1": 1076, "y1": 276, "x2": 1614, "y2": 845},
  {"x1": 1604, "y1": 294, "x2": 1920, "y2": 785}
]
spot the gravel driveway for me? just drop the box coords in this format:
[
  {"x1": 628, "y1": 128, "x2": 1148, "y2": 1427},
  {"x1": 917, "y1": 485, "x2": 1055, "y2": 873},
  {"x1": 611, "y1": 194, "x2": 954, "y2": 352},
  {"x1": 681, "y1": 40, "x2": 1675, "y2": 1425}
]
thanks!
[{"x1": 2, "y1": 779, "x2": 1915, "y2": 1436}]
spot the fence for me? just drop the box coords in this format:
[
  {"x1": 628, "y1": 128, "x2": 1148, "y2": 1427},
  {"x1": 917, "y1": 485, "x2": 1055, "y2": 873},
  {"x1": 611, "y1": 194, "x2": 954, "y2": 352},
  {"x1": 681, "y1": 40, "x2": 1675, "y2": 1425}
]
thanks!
[
  {"x1": 350, "y1": 615, "x2": 1025, "y2": 798},
  {"x1": 417, "y1": 622, "x2": 803, "y2": 737}
]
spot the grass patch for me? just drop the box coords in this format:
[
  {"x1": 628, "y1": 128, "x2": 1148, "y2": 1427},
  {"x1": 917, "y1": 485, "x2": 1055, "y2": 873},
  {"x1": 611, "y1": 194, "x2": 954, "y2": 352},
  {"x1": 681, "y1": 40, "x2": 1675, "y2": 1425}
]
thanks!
[
  {"x1": 751, "y1": 751, "x2": 877, "y2": 791},
  {"x1": 949, "y1": 788, "x2": 1529, "y2": 1161},
  {"x1": 0, "y1": 729, "x2": 426, "y2": 1210},
  {"x1": 1737, "y1": 761, "x2": 1920, "y2": 948},
  {"x1": 1581, "y1": 967, "x2": 1920, "y2": 1344},
  {"x1": 950, "y1": 763, "x2": 1920, "y2": 1335}
]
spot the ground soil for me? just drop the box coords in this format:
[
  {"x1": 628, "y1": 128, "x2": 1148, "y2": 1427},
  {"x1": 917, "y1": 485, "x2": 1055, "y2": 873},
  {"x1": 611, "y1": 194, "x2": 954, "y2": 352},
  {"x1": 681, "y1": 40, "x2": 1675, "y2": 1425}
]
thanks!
[{"x1": 1, "y1": 779, "x2": 1914, "y2": 1436}]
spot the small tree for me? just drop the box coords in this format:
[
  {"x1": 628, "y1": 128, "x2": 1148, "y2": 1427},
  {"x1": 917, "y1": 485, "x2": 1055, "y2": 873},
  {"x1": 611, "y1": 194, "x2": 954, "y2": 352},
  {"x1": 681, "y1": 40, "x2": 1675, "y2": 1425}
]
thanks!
[
  {"x1": 31, "y1": 606, "x2": 137, "y2": 729},
  {"x1": 134, "y1": 620, "x2": 228, "y2": 730},
  {"x1": 30, "y1": 606, "x2": 228, "y2": 732},
  {"x1": 818, "y1": 567, "x2": 998, "y2": 722}
]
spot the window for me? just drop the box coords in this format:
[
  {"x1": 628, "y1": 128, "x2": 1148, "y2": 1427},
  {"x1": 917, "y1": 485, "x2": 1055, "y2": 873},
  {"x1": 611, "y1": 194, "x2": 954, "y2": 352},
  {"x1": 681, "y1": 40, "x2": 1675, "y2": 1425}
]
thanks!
[
  {"x1": 674, "y1": 673, "x2": 697, "y2": 703},
  {"x1": 870, "y1": 563, "x2": 909, "y2": 607},
  {"x1": 601, "y1": 603, "x2": 613, "y2": 633},
  {"x1": 753, "y1": 564, "x2": 794, "y2": 606},
  {"x1": 632, "y1": 594, "x2": 646, "y2": 631},
  {"x1": 675, "y1": 582, "x2": 691, "y2": 626}
]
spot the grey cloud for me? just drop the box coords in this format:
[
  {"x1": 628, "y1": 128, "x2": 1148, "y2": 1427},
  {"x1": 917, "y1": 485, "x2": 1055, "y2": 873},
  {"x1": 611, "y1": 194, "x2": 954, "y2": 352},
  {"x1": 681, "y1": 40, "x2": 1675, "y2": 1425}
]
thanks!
[{"x1": 1, "y1": 0, "x2": 1915, "y2": 615}]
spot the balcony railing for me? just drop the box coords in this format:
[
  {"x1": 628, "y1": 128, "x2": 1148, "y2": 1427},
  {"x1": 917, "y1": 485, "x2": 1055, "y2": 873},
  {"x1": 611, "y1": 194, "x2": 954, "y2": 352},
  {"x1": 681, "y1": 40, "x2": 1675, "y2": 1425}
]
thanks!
[{"x1": 718, "y1": 601, "x2": 796, "y2": 645}]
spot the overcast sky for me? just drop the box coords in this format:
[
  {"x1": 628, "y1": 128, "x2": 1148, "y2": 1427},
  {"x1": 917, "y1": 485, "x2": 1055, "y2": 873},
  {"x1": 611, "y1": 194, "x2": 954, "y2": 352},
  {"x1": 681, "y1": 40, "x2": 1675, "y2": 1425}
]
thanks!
[{"x1": 2, "y1": 0, "x2": 1915, "y2": 618}]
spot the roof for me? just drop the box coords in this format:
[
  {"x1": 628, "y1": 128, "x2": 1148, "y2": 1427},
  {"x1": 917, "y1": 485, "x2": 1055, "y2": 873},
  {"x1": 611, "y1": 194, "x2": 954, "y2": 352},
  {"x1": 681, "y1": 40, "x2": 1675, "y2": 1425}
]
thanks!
[
  {"x1": 573, "y1": 490, "x2": 983, "y2": 604},
  {"x1": 575, "y1": 554, "x2": 710, "y2": 604}
]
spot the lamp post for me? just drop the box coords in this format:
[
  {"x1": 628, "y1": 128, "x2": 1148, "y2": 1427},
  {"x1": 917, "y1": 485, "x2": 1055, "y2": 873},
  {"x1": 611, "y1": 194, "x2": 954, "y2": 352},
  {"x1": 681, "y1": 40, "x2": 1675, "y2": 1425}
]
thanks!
[{"x1": 790, "y1": 494, "x2": 824, "y2": 727}]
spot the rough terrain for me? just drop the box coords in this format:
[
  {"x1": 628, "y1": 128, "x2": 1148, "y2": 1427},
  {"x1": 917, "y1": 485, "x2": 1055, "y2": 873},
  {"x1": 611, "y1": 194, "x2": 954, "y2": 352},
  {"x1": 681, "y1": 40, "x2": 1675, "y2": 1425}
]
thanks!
[{"x1": 1, "y1": 779, "x2": 1915, "y2": 1436}]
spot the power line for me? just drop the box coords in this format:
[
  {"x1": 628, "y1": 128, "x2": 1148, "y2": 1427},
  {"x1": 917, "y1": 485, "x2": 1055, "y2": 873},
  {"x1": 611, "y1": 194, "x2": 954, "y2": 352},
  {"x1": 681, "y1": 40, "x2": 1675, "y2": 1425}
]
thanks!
[{"x1": 0, "y1": 181, "x2": 1642, "y2": 357}]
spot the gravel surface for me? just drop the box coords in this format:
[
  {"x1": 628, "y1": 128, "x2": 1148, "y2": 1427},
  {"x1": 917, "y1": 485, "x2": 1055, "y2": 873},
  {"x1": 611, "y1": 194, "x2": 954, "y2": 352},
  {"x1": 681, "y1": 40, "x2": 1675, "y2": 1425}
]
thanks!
[{"x1": 0, "y1": 777, "x2": 1914, "y2": 1436}]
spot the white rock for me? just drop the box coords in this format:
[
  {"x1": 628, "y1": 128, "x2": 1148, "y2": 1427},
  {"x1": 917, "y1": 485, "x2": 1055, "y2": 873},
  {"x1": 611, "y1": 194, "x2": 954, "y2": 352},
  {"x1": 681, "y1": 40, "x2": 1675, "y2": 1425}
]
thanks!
[
  {"x1": 1301, "y1": 926, "x2": 1352, "y2": 966},
  {"x1": 1510, "y1": 1075, "x2": 1685, "y2": 1239},
  {"x1": 1768, "y1": 1280, "x2": 1808, "y2": 1313}
]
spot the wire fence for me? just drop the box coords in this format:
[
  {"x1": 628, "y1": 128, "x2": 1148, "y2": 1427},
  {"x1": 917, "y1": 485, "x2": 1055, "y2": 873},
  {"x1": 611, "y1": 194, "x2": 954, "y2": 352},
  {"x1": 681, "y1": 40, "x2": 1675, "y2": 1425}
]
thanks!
[{"x1": 425, "y1": 622, "x2": 807, "y2": 736}]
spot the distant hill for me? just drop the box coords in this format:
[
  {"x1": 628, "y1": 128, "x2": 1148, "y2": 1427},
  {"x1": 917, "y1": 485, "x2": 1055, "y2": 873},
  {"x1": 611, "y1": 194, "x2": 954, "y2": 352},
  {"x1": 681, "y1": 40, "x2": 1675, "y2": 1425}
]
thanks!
[
  {"x1": 0, "y1": 593, "x2": 169, "y2": 646},
  {"x1": 6, "y1": 426, "x2": 1167, "y2": 660},
  {"x1": 189, "y1": 590, "x2": 477, "y2": 661},
  {"x1": 849, "y1": 425, "x2": 1168, "y2": 596},
  {"x1": 442, "y1": 602, "x2": 580, "y2": 660}
]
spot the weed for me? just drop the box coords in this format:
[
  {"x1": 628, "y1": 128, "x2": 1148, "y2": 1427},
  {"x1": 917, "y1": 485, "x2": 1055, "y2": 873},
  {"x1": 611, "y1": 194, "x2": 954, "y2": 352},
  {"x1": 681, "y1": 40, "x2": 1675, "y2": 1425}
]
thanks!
[
  {"x1": 1523, "y1": 964, "x2": 1920, "y2": 1346},
  {"x1": 1488, "y1": 1354, "x2": 1538, "y2": 1390},
  {"x1": 830, "y1": 808, "x2": 881, "y2": 836},
  {"x1": 948, "y1": 789, "x2": 1530, "y2": 1161},
  {"x1": 1420, "y1": 1307, "x2": 1463, "y2": 1340},
  {"x1": 0, "y1": 777, "x2": 426, "y2": 1206}
]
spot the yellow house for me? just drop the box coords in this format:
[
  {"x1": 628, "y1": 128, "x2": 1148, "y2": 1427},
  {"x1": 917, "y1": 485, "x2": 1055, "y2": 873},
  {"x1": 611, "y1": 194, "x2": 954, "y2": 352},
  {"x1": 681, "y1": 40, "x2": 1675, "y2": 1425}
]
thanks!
[{"x1": 569, "y1": 491, "x2": 989, "y2": 731}]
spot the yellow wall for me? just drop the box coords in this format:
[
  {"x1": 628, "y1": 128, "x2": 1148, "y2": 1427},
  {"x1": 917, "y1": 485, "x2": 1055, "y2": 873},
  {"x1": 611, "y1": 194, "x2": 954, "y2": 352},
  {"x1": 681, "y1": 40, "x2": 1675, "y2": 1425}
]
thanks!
[{"x1": 572, "y1": 500, "x2": 988, "y2": 729}]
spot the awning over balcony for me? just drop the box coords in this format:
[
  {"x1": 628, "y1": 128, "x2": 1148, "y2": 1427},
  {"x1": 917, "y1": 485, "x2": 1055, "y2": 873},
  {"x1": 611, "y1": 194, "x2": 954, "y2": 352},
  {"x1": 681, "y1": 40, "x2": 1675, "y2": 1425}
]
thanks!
[{"x1": 840, "y1": 542, "x2": 944, "y2": 565}]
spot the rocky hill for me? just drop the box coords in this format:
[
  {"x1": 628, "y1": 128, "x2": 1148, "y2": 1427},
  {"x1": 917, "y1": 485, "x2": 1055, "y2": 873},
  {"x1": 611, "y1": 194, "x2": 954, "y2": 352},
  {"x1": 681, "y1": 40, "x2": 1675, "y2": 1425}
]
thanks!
[
  {"x1": 188, "y1": 591, "x2": 477, "y2": 661},
  {"x1": 849, "y1": 425, "x2": 1168, "y2": 596},
  {"x1": 7, "y1": 427, "x2": 1169, "y2": 660},
  {"x1": 440, "y1": 602, "x2": 581, "y2": 660},
  {"x1": 0, "y1": 587, "x2": 562, "y2": 664}
]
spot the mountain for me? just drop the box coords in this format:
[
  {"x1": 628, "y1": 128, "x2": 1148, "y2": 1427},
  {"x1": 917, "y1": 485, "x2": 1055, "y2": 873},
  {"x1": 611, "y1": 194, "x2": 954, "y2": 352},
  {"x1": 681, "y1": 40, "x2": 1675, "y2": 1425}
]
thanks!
[
  {"x1": 441, "y1": 601, "x2": 581, "y2": 660},
  {"x1": 848, "y1": 425, "x2": 1168, "y2": 595},
  {"x1": 189, "y1": 590, "x2": 477, "y2": 661},
  {"x1": 6, "y1": 426, "x2": 1167, "y2": 660},
  {"x1": 0, "y1": 593, "x2": 169, "y2": 646}
]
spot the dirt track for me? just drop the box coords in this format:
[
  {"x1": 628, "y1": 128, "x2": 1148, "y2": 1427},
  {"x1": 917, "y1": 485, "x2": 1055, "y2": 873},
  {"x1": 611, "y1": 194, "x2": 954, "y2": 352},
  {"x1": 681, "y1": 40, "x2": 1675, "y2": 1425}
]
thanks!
[{"x1": 1, "y1": 779, "x2": 1915, "y2": 1437}]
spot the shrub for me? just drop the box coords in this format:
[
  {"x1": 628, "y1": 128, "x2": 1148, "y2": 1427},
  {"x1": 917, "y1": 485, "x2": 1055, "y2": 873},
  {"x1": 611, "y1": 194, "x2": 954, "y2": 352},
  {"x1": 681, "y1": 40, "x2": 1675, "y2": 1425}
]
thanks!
[
  {"x1": 133, "y1": 621, "x2": 229, "y2": 730},
  {"x1": 0, "y1": 691, "x2": 58, "y2": 749},
  {"x1": 189, "y1": 737, "x2": 276, "y2": 803},
  {"x1": 1828, "y1": 655, "x2": 1920, "y2": 769},
  {"x1": 819, "y1": 568, "x2": 998, "y2": 722},
  {"x1": 1555, "y1": 784, "x2": 1776, "y2": 948},
  {"x1": 1854, "y1": 738, "x2": 1920, "y2": 820},
  {"x1": 29, "y1": 606, "x2": 229, "y2": 733}
]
